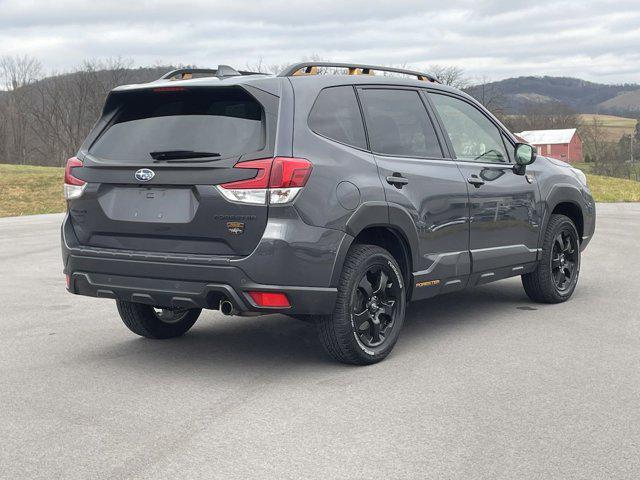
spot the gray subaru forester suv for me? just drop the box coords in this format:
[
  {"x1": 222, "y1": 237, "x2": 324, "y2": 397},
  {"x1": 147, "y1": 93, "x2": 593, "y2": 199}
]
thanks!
[{"x1": 61, "y1": 62, "x2": 595, "y2": 364}]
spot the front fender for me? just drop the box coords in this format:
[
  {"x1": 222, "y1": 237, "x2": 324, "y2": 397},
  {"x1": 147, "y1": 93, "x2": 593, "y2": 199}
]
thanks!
[{"x1": 542, "y1": 182, "x2": 595, "y2": 249}]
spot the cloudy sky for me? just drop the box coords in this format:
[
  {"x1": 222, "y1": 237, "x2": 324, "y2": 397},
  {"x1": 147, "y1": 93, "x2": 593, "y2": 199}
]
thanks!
[{"x1": 2, "y1": 0, "x2": 640, "y2": 83}]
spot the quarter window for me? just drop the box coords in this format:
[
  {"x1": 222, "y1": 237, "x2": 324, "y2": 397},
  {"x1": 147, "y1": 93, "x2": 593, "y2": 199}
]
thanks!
[
  {"x1": 430, "y1": 93, "x2": 508, "y2": 163},
  {"x1": 308, "y1": 86, "x2": 367, "y2": 149},
  {"x1": 359, "y1": 89, "x2": 443, "y2": 158}
]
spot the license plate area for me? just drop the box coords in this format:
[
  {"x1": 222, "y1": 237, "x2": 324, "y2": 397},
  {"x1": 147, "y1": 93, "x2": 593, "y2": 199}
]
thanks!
[{"x1": 98, "y1": 186, "x2": 199, "y2": 223}]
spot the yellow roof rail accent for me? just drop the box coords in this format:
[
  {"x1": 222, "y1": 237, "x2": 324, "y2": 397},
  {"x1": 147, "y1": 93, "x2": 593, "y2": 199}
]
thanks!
[
  {"x1": 348, "y1": 67, "x2": 375, "y2": 76},
  {"x1": 279, "y1": 62, "x2": 439, "y2": 82},
  {"x1": 292, "y1": 66, "x2": 319, "y2": 76}
]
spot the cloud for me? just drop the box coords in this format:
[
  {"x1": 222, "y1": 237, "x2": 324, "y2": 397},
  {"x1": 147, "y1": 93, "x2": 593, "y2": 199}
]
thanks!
[{"x1": 1, "y1": 0, "x2": 639, "y2": 83}]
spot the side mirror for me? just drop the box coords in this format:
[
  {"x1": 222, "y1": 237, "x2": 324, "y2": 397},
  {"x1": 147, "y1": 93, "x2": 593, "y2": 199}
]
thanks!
[{"x1": 513, "y1": 143, "x2": 536, "y2": 175}]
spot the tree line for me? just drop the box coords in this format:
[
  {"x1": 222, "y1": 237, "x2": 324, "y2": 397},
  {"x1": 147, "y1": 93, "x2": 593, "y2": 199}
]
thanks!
[
  {"x1": 1, "y1": 55, "x2": 638, "y2": 180},
  {"x1": 0, "y1": 56, "x2": 168, "y2": 167}
]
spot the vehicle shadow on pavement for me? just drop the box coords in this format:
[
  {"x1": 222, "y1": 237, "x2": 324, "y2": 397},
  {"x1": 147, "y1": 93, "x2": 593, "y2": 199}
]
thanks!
[
  {"x1": 404, "y1": 279, "x2": 531, "y2": 332},
  {"x1": 80, "y1": 280, "x2": 532, "y2": 371}
]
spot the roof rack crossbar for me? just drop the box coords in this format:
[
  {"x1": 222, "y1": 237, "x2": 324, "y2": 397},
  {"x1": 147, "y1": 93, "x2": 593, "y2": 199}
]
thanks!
[
  {"x1": 159, "y1": 66, "x2": 263, "y2": 81},
  {"x1": 278, "y1": 62, "x2": 439, "y2": 83}
]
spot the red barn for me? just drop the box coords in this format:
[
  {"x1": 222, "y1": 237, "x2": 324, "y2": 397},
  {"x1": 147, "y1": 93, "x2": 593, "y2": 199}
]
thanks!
[{"x1": 516, "y1": 128, "x2": 583, "y2": 163}]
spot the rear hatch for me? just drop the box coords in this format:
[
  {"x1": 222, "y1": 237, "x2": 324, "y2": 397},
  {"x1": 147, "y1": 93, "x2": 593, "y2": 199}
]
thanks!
[{"x1": 67, "y1": 84, "x2": 278, "y2": 256}]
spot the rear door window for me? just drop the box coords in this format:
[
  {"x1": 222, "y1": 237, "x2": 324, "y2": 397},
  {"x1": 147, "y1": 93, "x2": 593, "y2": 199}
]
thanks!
[
  {"x1": 90, "y1": 87, "x2": 265, "y2": 162},
  {"x1": 308, "y1": 86, "x2": 367, "y2": 149},
  {"x1": 358, "y1": 88, "x2": 443, "y2": 158}
]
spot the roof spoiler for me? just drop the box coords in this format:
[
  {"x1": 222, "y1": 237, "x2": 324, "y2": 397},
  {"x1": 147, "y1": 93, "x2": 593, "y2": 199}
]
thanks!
[
  {"x1": 159, "y1": 65, "x2": 264, "y2": 81},
  {"x1": 278, "y1": 62, "x2": 439, "y2": 83}
]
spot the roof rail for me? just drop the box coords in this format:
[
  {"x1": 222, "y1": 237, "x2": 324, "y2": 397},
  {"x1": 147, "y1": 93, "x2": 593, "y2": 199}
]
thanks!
[
  {"x1": 278, "y1": 62, "x2": 439, "y2": 83},
  {"x1": 159, "y1": 65, "x2": 264, "y2": 81}
]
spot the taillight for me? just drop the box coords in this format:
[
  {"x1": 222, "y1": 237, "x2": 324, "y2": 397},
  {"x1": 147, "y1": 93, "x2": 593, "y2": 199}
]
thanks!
[
  {"x1": 217, "y1": 157, "x2": 312, "y2": 205},
  {"x1": 248, "y1": 291, "x2": 290, "y2": 308},
  {"x1": 64, "y1": 157, "x2": 86, "y2": 200},
  {"x1": 268, "y1": 157, "x2": 313, "y2": 204}
]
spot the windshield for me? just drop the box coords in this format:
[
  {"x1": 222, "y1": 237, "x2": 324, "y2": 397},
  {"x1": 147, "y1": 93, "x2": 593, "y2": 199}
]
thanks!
[{"x1": 90, "y1": 87, "x2": 265, "y2": 162}]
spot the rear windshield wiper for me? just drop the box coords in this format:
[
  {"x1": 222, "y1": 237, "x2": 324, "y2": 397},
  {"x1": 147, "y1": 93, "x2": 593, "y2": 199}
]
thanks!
[{"x1": 150, "y1": 150, "x2": 221, "y2": 162}]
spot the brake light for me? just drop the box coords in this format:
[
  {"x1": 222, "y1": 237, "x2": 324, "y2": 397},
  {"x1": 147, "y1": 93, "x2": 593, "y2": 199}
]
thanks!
[
  {"x1": 64, "y1": 157, "x2": 86, "y2": 200},
  {"x1": 248, "y1": 291, "x2": 290, "y2": 308},
  {"x1": 269, "y1": 157, "x2": 313, "y2": 188},
  {"x1": 153, "y1": 86, "x2": 188, "y2": 92},
  {"x1": 217, "y1": 157, "x2": 312, "y2": 205},
  {"x1": 219, "y1": 158, "x2": 272, "y2": 189}
]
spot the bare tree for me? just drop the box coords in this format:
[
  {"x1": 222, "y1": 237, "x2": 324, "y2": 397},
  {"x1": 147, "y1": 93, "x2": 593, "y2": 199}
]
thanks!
[
  {"x1": 0, "y1": 99, "x2": 8, "y2": 162},
  {"x1": 579, "y1": 116, "x2": 606, "y2": 165},
  {"x1": 467, "y1": 75, "x2": 506, "y2": 120},
  {"x1": 428, "y1": 65, "x2": 469, "y2": 89},
  {"x1": 578, "y1": 115, "x2": 633, "y2": 178},
  {"x1": 0, "y1": 55, "x2": 42, "y2": 164},
  {"x1": 26, "y1": 57, "x2": 135, "y2": 166}
]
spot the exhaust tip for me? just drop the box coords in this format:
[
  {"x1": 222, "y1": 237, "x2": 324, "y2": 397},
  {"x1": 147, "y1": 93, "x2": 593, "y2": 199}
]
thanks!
[{"x1": 220, "y1": 300, "x2": 236, "y2": 316}]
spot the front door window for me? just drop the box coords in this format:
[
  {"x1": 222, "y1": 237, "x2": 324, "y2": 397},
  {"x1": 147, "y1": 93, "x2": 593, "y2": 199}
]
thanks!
[{"x1": 430, "y1": 94, "x2": 508, "y2": 164}]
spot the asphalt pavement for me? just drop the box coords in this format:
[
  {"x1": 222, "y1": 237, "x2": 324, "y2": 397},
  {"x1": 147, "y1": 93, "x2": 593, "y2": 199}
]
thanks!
[{"x1": 1, "y1": 203, "x2": 639, "y2": 479}]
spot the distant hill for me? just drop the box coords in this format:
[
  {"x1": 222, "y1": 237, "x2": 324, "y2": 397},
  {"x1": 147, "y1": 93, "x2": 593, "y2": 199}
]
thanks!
[
  {"x1": 598, "y1": 89, "x2": 640, "y2": 112},
  {"x1": 467, "y1": 76, "x2": 640, "y2": 114}
]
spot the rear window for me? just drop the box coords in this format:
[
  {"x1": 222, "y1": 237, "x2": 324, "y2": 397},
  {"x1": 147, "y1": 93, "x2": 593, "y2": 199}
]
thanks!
[
  {"x1": 90, "y1": 87, "x2": 265, "y2": 162},
  {"x1": 359, "y1": 88, "x2": 443, "y2": 158},
  {"x1": 308, "y1": 86, "x2": 367, "y2": 149}
]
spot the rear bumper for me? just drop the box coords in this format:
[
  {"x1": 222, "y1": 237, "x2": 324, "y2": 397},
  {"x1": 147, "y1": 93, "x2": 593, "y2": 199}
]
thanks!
[
  {"x1": 67, "y1": 268, "x2": 336, "y2": 315},
  {"x1": 62, "y1": 213, "x2": 339, "y2": 315}
]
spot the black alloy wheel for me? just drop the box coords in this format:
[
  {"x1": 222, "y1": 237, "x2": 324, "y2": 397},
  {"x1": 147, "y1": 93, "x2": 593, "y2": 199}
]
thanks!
[
  {"x1": 117, "y1": 300, "x2": 201, "y2": 339},
  {"x1": 316, "y1": 244, "x2": 407, "y2": 365},
  {"x1": 522, "y1": 214, "x2": 581, "y2": 304},
  {"x1": 352, "y1": 265, "x2": 400, "y2": 349},
  {"x1": 551, "y1": 228, "x2": 579, "y2": 293},
  {"x1": 153, "y1": 307, "x2": 190, "y2": 324}
]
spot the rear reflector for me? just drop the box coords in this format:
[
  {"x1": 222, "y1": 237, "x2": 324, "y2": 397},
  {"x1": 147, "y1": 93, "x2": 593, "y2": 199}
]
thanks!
[
  {"x1": 248, "y1": 291, "x2": 291, "y2": 308},
  {"x1": 217, "y1": 157, "x2": 312, "y2": 205},
  {"x1": 64, "y1": 157, "x2": 86, "y2": 200}
]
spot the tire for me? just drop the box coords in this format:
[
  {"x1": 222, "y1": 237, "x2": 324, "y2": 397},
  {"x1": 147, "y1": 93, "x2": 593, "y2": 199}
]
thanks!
[
  {"x1": 116, "y1": 301, "x2": 201, "y2": 339},
  {"x1": 522, "y1": 214, "x2": 581, "y2": 303},
  {"x1": 317, "y1": 244, "x2": 407, "y2": 365}
]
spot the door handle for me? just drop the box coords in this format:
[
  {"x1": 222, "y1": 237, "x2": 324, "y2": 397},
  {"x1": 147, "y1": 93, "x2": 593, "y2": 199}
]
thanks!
[
  {"x1": 386, "y1": 175, "x2": 409, "y2": 188},
  {"x1": 467, "y1": 176, "x2": 485, "y2": 188}
]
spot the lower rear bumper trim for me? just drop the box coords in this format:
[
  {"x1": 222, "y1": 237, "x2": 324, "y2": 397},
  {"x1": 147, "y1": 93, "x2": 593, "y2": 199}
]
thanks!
[{"x1": 68, "y1": 270, "x2": 337, "y2": 315}]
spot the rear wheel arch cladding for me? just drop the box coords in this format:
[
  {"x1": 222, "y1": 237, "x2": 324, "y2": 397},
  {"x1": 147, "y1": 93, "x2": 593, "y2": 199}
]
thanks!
[{"x1": 334, "y1": 211, "x2": 416, "y2": 289}]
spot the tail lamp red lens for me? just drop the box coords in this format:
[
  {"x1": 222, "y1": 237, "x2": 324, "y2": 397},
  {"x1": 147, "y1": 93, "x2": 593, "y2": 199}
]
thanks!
[
  {"x1": 64, "y1": 157, "x2": 86, "y2": 200},
  {"x1": 269, "y1": 157, "x2": 313, "y2": 188},
  {"x1": 248, "y1": 291, "x2": 291, "y2": 308},
  {"x1": 64, "y1": 157, "x2": 85, "y2": 186},
  {"x1": 217, "y1": 157, "x2": 312, "y2": 205},
  {"x1": 219, "y1": 158, "x2": 273, "y2": 189}
]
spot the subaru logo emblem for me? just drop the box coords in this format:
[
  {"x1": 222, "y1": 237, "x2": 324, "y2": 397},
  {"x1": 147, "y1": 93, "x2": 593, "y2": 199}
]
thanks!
[{"x1": 135, "y1": 168, "x2": 155, "y2": 182}]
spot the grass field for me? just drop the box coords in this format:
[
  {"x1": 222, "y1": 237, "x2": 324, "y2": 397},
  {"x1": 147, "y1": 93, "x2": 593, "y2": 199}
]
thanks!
[
  {"x1": 0, "y1": 163, "x2": 638, "y2": 218},
  {"x1": 0, "y1": 164, "x2": 65, "y2": 217},
  {"x1": 578, "y1": 114, "x2": 637, "y2": 142},
  {"x1": 585, "y1": 173, "x2": 640, "y2": 202}
]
